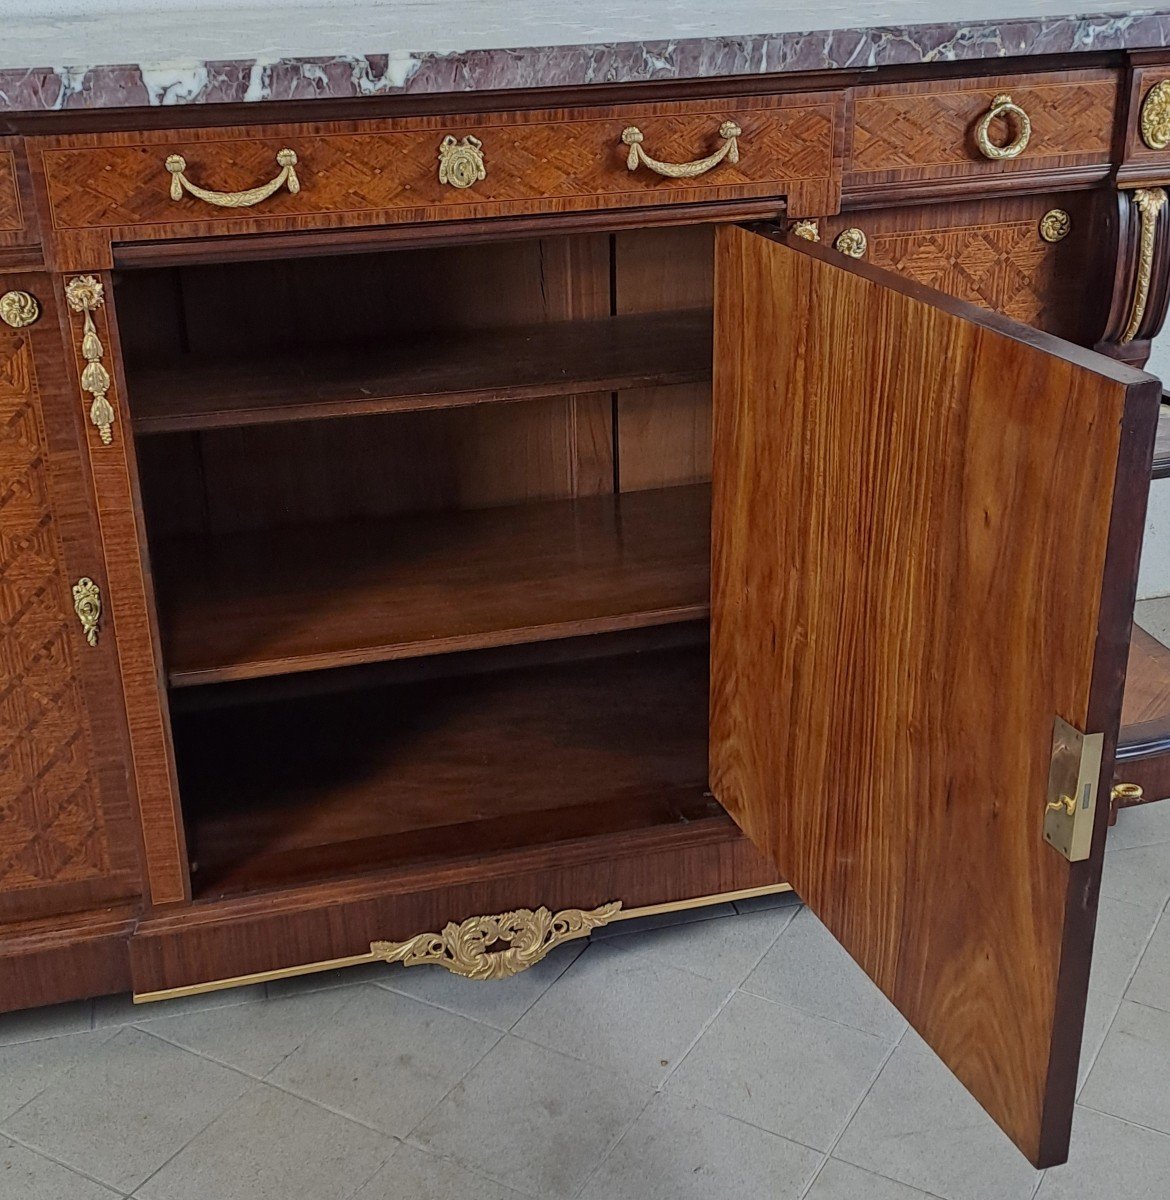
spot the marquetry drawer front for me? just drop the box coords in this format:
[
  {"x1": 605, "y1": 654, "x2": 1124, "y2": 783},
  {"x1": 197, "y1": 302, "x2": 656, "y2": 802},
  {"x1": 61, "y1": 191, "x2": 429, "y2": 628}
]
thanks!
[
  {"x1": 847, "y1": 70, "x2": 1119, "y2": 190},
  {"x1": 818, "y1": 191, "x2": 1103, "y2": 344},
  {"x1": 1123, "y1": 63, "x2": 1170, "y2": 177},
  {"x1": 0, "y1": 140, "x2": 26, "y2": 245},
  {"x1": 0, "y1": 150, "x2": 20, "y2": 232},
  {"x1": 37, "y1": 93, "x2": 841, "y2": 258}
]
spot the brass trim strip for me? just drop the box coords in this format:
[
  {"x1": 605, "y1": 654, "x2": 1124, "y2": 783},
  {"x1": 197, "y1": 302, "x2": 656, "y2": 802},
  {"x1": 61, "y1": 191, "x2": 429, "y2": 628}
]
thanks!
[
  {"x1": 1121, "y1": 187, "x2": 1168, "y2": 345},
  {"x1": 371, "y1": 901, "x2": 621, "y2": 980},
  {"x1": 64, "y1": 275, "x2": 115, "y2": 445},
  {"x1": 131, "y1": 883, "x2": 794, "y2": 1004}
]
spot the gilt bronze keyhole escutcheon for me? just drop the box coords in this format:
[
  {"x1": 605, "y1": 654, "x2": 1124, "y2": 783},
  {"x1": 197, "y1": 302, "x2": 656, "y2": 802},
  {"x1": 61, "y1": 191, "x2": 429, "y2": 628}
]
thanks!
[{"x1": 438, "y1": 135, "x2": 487, "y2": 189}]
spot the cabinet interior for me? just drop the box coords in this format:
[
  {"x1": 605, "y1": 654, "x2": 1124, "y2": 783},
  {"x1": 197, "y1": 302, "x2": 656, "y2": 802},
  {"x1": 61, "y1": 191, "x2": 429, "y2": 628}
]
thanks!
[{"x1": 115, "y1": 225, "x2": 724, "y2": 900}]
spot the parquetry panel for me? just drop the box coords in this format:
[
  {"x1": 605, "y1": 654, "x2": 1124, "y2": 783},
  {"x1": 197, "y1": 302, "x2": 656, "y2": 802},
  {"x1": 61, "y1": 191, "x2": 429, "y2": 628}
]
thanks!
[
  {"x1": 866, "y1": 222, "x2": 1058, "y2": 328},
  {"x1": 40, "y1": 97, "x2": 837, "y2": 234},
  {"x1": 852, "y1": 80, "x2": 1116, "y2": 174},
  {"x1": 0, "y1": 332, "x2": 109, "y2": 890},
  {"x1": 0, "y1": 151, "x2": 20, "y2": 233}
]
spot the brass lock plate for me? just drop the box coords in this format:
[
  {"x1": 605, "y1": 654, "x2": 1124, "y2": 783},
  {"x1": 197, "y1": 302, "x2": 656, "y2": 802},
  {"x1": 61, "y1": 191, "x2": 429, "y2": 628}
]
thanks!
[{"x1": 1043, "y1": 715, "x2": 1103, "y2": 862}]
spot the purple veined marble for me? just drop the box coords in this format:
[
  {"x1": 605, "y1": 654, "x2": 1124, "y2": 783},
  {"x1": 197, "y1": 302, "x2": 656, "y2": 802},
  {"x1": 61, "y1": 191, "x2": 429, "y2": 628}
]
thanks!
[{"x1": 1, "y1": 10, "x2": 1170, "y2": 113}]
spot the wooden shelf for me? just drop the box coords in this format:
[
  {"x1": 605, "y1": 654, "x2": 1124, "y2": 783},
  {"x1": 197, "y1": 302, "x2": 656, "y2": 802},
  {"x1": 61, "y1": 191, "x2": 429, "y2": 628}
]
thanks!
[
  {"x1": 177, "y1": 644, "x2": 716, "y2": 898},
  {"x1": 1122, "y1": 626, "x2": 1170, "y2": 732},
  {"x1": 156, "y1": 483, "x2": 711, "y2": 688},
  {"x1": 127, "y1": 310, "x2": 712, "y2": 433}
]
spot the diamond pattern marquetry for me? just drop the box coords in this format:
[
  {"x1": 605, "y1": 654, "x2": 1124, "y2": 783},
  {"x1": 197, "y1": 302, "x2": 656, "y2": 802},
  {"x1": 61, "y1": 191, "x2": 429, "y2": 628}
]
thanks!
[
  {"x1": 0, "y1": 332, "x2": 109, "y2": 891},
  {"x1": 41, "y1": 101, "x2": 836, "y2": 234},
  {"x1": 852, "y1": 80, "x2": 1115, "y2": 174},
  {"x1": 0, "y1": 151, "x2": 20, "y2": 232},
  {"x1": 866, "y1": 222, "x2": 1058, "y2": 327}
]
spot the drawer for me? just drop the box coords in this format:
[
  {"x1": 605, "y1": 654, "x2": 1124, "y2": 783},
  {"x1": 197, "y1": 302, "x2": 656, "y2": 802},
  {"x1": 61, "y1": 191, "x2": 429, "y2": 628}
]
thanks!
[
  {"x1": 1122, "y1": 59, "x2": 1170, "y2": 178},
  {"x1": 0, "y1": 138, "x2": 30, "y2": 248},
  {"x1": 37, "y1": 92, "x2": 842, "y2": 266},
  {"x1": 814, "y1": 191, "x2": 1106, "y2": 344},
  {"x1": 0, "y1": 145, "x2": 19, "y2": 234},
  {"x1": 847, "y1": 70, "x2": 1119, "y2": 193}
]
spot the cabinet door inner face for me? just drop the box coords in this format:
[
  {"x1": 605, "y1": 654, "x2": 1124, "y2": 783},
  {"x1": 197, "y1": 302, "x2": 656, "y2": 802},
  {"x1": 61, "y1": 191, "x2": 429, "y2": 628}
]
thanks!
[{"x1": 708, "y1": 224, "x2": 1159, "y2": 1167}]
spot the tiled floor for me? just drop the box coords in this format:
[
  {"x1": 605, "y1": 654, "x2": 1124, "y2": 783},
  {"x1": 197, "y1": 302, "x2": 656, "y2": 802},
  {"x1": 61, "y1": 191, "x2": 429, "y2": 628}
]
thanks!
[
  {"x1": 3, "y1": 808, "x2": 1170, "y2": 1200},
  {"x1": 8, "y1": 606, "x2": 1170, "y2": 1200}
]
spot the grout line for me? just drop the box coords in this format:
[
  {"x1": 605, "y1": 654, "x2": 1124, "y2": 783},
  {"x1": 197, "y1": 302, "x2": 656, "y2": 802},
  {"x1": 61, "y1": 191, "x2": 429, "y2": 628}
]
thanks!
[
  {"x1": 0, "y1": 1125, "x2": 138, "y2": 1197},
  {"x1": 1076, "y1": 891, "x2": 1168, "y2": 1099},
  {"x1": 652, "y1": 904, "x2": 800, "y2": 1092},
  {"x1": 567, "y1": 1090, "x2": 656, "y2": 1200},
  {"x1": 130, "y1": 1022, "x2": 420, "y2": 1141},
  {"x1": 0, "y1": 1023, "x2": 119, "y2": 1129},
  {"x1": 1075, "y1": 1099, "x2": 1170, "y2": 1140},
  {"x1": 400, "y1": 1033, "x2": 636, "y2": 1200},
  {"x1": 796, "y1": 1023, "x2": 908, "y2": 1200},
  {"x1": 1075, "y1": 993, "x2": 1124, "y2": 1102},
  {"x1": 398, "y1": 1024, "x2": 510, "y2": 1146}
]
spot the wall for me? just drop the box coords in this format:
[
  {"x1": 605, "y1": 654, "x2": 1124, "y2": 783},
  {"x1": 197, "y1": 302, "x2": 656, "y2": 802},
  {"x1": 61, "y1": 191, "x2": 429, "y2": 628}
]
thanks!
[{"x1": 1138, "y1": 337, "x2": 1170, "y2": 600}]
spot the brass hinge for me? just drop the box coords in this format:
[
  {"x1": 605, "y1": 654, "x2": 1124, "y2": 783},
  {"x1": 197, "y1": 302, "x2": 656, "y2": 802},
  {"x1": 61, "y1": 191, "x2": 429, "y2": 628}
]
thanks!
[{"x1": 1043, "y1": 716, "x2": 1103, "y2": 862}]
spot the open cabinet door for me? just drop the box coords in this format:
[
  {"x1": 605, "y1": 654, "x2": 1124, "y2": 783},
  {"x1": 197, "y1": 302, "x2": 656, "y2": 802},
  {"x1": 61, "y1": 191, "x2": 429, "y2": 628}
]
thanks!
[{"x1": 709, "y1": 225, "x2": 1160, "y2": 1167}]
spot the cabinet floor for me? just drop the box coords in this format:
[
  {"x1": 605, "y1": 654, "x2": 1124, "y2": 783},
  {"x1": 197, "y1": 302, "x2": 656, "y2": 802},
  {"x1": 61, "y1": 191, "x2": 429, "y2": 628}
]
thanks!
[{"x1": 2, "y1": 806, "x2": 1169, "y2": 1200}]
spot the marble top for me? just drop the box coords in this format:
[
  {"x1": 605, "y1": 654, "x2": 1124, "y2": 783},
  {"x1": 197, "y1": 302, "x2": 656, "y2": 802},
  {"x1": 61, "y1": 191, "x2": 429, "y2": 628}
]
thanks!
[{"x1": 1, "y1": 1, "x2": 1169, "y2": 114}]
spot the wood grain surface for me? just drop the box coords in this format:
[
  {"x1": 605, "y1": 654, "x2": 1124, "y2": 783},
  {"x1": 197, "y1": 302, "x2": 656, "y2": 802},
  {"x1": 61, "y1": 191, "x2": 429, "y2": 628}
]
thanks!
[
  {"x1": 708, "y1": 224, "x2": 1158, "y2": 1165},
  {"x1": 0, "y1": 270, "x2": 142, "y2": 924},
  {"x1": 847, "y1": 69, "x2": 1118, "y2": 191},
  {"x1": 126, "y1": 309, "x2": 710, "y2": 434},
  {"x1": 820, "y1": 191, "x2": 1105, "y2": 345},
  {"x1": 176, "y1": 643, "x2": 711, "y2": 896},
  {"x1": 154, "y1": 484, "x2": 710, "y2": 686},
  {"x1": 35, "y1": 91, "x2": 841, "y2": 269}
]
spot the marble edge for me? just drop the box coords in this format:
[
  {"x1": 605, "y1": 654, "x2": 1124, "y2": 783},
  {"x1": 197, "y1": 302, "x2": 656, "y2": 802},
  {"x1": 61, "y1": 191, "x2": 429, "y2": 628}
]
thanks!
[{"x1": 1, "y1": 10, "x2": 1169, "y2": 114}]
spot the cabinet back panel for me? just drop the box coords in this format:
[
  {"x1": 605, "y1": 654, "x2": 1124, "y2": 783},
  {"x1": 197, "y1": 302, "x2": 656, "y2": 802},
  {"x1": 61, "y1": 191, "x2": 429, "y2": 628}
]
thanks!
[
  {"x1": 137, "y1": 397, "x2": 601, "y2": 537},
  {"x1": 614, "y1": 224, "x2": 715, "y2": 491}
]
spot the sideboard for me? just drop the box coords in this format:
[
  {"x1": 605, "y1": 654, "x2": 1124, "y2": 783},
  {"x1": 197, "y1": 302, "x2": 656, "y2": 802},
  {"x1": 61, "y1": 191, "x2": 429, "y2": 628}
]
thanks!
[{"x1": 6, "y1": 28, "x2": 1170, "y2": 1168}]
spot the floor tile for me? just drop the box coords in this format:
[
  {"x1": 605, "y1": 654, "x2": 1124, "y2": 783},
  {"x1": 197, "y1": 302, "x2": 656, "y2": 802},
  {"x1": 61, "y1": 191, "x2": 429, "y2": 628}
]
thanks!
[
  {"x1": 0, "y1": 1029, "x2": 117, "y2": 1123},
  {"x1": 0, "y1": 1135, "x2": 118, "y2": 1200},
  {"x1": 1081, "y1": 1000, "x2": 1170, "y2": 1134},
  {"x1": 1134, "y1": 596, "x2": 1170, "y2": 644},
  {"x1": 733, "y1": 889, "x2": 802, "y2": 914},
  {"x1": 1087, "y1": 897, "x2": 1160, "y2": 1000},
  {"x1": 0, "y1": 999, "x2": 91, "y2": 1046},
  {"x1": 834, "y1": 1033, "x2": 1039, "y2": 1200},
  {"x1": 377, "y1": 942, "x2": 584, "y2": 1030},
  {"x1": 1107, "y1": 801, "x2": 1170, "y2": 851},
  {"x1": 1098, "y1": 842, "x2": 1170, "y2": 913},
  {"x1": 136, "y1": 987, "x2": 350, "y2": 1077},
  {"x1": 412, "y1": 1035, "x2": 650, "y2": 1199},
  {"x1": 352, "y1": 1143, "x2": 528, "y2": 1200},
  {"x1": 513, "y1": 941, "x2": 731, "y2": 1085},
  {"x1": 601, "y1": 903, "x2": 796, "y2": 985},
  {"x1": 1077, "y1": 988, "x2": 1120, "y2": 1094},
  {"x1": 1, "y1": 1026, "x2": 250, "y2": 1194},
  {"x1": 1036, "y1": 1105, "x2": 1170, "y2": 1198},
  {"x1": 137, "y1": 1082, "x2": 394, "y2": 1200},
  {"x1": 665, "y1": 990, "x2": 890, "y2": 1151},
  {"x1": 590, "y1": 901, "x2": 736, "y2": 939},
  {"x1": 806, "y1": 1159, "x2": 940, "y2": 1200},
  {"x1": 266, "y1": 984, "x2": 498, "y2": 1136},
  {"x1": 94, "y1": 984, "x2": 264, "y2": 1027},
  {"x1": 1126, "y1": 910, "x2": 1170, "y2": 1013},
  {"x1": 576, "y1": 1093, "x2": 819, "y2": 1200},
  {"x1": 742, "y1": 908, "x2": 906, "y2": 1039},
  {"x1": 264, "y1": 962, "x2": 392, "y2": 1000}
]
